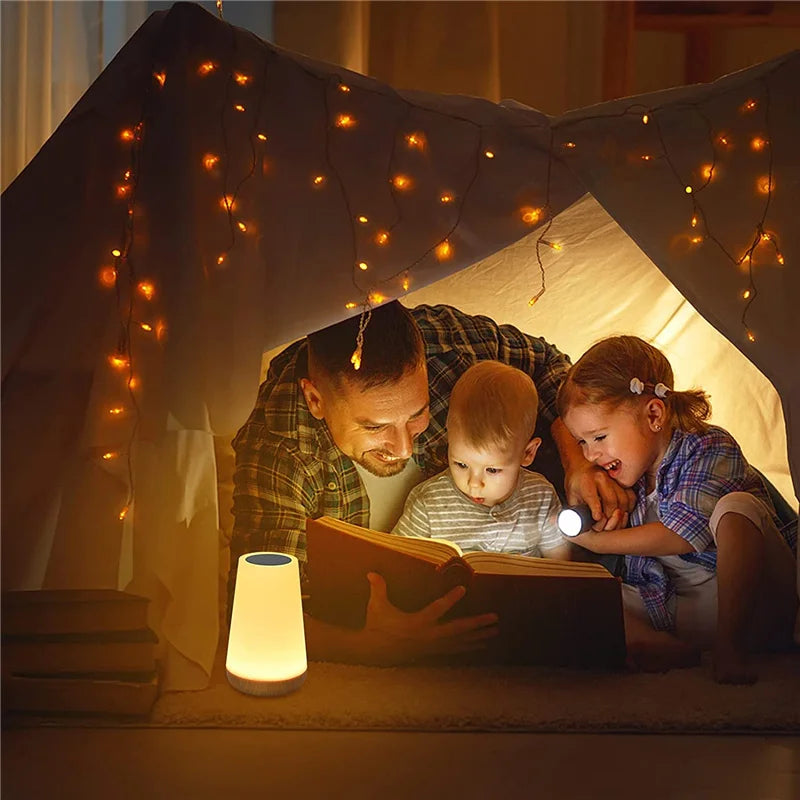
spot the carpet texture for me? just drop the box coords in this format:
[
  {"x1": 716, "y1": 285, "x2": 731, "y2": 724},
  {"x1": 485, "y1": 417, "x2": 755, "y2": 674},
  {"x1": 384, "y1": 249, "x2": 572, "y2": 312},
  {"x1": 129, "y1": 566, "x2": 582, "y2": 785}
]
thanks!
[{"x1": 150, "y1": 651, "x2": 800, "y2": 733}]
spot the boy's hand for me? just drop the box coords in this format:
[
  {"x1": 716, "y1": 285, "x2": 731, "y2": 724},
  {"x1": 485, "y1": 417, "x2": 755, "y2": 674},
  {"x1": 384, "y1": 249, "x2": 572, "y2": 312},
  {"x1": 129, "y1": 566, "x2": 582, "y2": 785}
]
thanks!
[
  {"x1": 358, "y1": 573, "x2": 499, "y2": 665},
  {"x1": 565, "y1": 461, "x2": 635, "y2": 531}
]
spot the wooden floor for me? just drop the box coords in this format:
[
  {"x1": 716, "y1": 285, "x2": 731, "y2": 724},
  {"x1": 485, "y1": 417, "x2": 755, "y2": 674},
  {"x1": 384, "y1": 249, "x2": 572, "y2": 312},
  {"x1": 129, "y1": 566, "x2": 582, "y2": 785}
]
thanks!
[{"x1": 2, "y1": 729, "x2": 799, "y2": 799}]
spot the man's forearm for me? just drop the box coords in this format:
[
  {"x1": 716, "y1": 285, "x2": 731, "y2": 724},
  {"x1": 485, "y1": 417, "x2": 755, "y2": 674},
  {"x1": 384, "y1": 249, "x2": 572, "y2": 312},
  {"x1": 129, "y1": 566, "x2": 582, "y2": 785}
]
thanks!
[{"x1": 551, "y1": 416, "x2": 585, "y2": 473}]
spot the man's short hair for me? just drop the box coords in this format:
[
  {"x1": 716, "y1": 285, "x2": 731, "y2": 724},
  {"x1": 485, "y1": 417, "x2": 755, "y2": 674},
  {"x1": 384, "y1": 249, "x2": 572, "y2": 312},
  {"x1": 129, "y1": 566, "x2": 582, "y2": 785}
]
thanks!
[
  {"x1": 307, "y1": 301, "x2": 425, "y2": 389},
  {"x1": 448, "y1": 361, "x2": 539, "y2": 450}
]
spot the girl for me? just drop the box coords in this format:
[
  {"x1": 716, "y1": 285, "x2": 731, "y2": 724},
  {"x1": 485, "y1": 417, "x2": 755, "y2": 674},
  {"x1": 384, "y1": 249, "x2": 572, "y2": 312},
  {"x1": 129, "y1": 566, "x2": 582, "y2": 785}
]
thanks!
[{"x1": 557, "y1": 335, "x2": 797, "y2": 683}]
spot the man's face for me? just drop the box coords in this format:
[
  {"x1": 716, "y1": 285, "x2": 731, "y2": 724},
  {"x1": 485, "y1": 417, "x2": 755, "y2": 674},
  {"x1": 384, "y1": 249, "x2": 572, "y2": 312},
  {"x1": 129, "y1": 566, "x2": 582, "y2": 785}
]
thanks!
[{"x1": 301, "y1": 363, "x2": 430, "y2": 477}]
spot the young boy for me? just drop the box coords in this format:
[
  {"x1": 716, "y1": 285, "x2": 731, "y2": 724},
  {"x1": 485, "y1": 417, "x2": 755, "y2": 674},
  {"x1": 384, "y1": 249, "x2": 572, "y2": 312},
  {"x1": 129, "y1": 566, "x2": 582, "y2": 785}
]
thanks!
[{"x1": 392, "y1": 361, "x2": 571, "y2": 560}]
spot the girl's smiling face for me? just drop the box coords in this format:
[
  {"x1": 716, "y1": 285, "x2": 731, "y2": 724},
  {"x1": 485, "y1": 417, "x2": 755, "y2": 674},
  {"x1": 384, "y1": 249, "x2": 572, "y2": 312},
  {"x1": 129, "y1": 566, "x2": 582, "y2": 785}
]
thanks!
[{"x1": 563, "y1": 401, "x2": 667, "y2": 490}]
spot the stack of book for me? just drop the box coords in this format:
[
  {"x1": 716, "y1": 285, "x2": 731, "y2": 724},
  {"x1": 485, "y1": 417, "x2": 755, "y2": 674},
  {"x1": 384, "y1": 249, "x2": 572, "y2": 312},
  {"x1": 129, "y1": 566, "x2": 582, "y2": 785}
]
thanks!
[{"x1": 2, "y1": 589, "x2": 159, "y2": 717}]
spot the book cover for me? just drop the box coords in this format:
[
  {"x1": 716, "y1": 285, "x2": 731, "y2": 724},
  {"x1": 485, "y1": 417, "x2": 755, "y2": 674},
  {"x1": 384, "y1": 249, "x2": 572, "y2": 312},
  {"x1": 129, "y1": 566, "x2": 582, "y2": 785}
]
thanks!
[
  {"x1": 2, "y1": 672, "x2": 159, "y2": 717},
  {"x1": 306, "y1": 516, "x2": 626, "y2": 668},
  {"x1": 2, "y1": 628, "x2": 158, "y2": 675},
  {"x1": 1, "y1": 589, "x2": 149, "y2": 636}
]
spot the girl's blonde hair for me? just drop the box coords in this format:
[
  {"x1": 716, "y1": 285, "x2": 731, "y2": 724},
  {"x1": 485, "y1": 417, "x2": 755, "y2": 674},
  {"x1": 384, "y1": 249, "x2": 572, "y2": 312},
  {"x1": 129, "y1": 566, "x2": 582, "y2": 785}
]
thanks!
[
  {"x1": 556, "y1": 336, "x2": 711, "y2": 434},
  {"x1": 448, "y1": 361, "x2": 538, "y2": 450}
]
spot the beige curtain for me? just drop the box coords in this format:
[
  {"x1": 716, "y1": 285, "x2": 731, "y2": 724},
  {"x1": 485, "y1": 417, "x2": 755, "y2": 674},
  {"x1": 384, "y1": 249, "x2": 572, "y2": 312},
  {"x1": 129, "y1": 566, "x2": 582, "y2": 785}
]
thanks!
[
  {"x1": 1, "y1": 0, "x2": 147, "y2": 193},
  {"x1": 273, "y1": 1, "x2": 604, "y2": 115}
]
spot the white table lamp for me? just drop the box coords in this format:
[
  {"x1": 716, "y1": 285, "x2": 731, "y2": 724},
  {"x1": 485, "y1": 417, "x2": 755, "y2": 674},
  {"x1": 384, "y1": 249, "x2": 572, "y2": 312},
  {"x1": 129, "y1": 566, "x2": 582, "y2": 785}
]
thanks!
[{"x1": 226, "y1": 552, "x2": 307, "y2": 696}]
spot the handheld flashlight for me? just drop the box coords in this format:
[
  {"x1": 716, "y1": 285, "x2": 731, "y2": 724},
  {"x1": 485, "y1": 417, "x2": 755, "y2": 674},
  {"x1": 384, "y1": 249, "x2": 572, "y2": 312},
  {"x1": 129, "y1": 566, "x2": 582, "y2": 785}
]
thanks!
[{"x1": 557, "y1": 504, "x2": 594, "y2": 537}]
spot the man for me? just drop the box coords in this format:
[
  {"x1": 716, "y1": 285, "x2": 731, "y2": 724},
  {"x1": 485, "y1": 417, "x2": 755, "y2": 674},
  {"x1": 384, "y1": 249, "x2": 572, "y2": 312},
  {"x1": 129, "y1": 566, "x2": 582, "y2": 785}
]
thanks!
[{"x1": 231, "y1": 302, "x2": 631, "y2": 663}]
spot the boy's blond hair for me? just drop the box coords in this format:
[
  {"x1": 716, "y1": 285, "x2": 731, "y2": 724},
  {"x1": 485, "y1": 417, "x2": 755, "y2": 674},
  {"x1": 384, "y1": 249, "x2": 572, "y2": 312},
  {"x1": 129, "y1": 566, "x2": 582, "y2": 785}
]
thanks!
[{"x1": 447, "y1": 361, "x2": 539, "y2": 450}]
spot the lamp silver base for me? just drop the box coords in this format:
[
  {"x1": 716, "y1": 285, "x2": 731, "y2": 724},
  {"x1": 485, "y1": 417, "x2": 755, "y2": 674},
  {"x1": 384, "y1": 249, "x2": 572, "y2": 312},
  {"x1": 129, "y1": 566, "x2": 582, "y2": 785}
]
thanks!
[{"x1": 226, "y1": 668, "x2": 306, "y2": 696}]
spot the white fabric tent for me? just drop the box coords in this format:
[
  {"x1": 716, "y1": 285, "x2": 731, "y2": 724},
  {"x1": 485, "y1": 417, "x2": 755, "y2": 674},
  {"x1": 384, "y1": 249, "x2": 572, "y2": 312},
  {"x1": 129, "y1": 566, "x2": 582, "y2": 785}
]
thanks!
[{"x1": 2, "y1": 3, "x2": 797, "y2": 690}]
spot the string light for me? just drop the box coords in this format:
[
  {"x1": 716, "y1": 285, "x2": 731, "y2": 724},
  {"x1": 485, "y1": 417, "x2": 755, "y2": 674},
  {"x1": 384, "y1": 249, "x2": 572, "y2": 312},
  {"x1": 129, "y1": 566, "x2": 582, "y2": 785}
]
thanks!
[
  {"x1": 234, "y1": 104, "x2": 245, "y2": 112},
  {"x1": 98, "y1": 267, "x2": 117, "y2": 287},
  {"x1": 335, "y1": 114, "x2": 356, "y2": 129},
  {"x1": 405, "y1": 132, "x2": 426, "y2": 150},
  {"x1": 684, "y1": 186, "x2": 693, "y2": 194},
  {"x1": 439, "y1": 192, "x2": 454, "y2": 204},
  {"x1": 119, "y1": 505, "x2": 130, "y2": 521},
  {"x1": 691, "y1": 215, "x2": 698, "y2": 228},
  {"x1": 402, "y1": 275, "x2": 410, "y2": 291},
  {"x1": 642, "y1": 113, "x2": 649, "y2": 125},
  {"x1": 338, "y1": 84, "x2": 350, "y2": 93},
  {"x1": 742, "y1": 289, "x2": 751, "y2": 300},
  {"x1": 542, "y1": 240, "x2": 562, "y2": 251},
  {"x1": 116, "y1": 184, "x2": 131, "y2": 198},
  {"x1": 137, "y1": 281, "x2": 155, "y2": 300},
  {"x1": 216, "y1": 254, "x2": 226, "y2": 265},
  {"x1": 520, "y1": 207, "x2": 542, "y2": 225},
  {"x1": 435, "y1": 240, "x2": 452, "y2": 261},
  {"x1": 757, "y1": 175, "x2": 772, "y2": 194},
  {"x1": 750, "y1": 136, "x2": 767, "y2": 152},
  {"x1": 716, "y1": 133, "x2": 732, "y2": 149},
  {"x1": 153, "y1": 72, "x2": 166, "y2": 87},
  {"x1": 139, "y1": 323, "x2": 153, "y2": 332},
  {"x1": 234, "y1": 73, "x2": 251, "y2": 86},
  {"x1": 640, "y1": 154, "x2": 653, "y2": 161},
  {"x1": 746, "y1": 330, "x2": 756, "y2": 342},
  {"x1": 220, "y1": 194, "x2": 237, "y2": 211},
  {"x1": 198, "y1": 62, "x2": 216, "y2": 76},
  {"x1": 375, "y1": 231, "x2": 390, "y2": 246},
  {"x1": 357, "y1": 215, "x2": 369, "y2": 224},
  {"x1": 690, "y1": 236, "x2": 704, "y2": 245},
  {"x1": 102, "y1": 451, "x2": 118, "y2": 461},
  {"x1": 108, "y1": 354, "x2": 129, "y2": 370},
  {"x1": 358, "y1": 261, "x2": 369, "y2": 271},
  {"x1": 700, "y1": 164, "x2": 714, "y2": 181},
  {"x1": 313, "y1": 175, "x2": 326, "y2": 186},
  {"x1": 203, "y1": 154, "x2": 220, "y2": 170},
  {"x1": 345, "y1": 302, "x2": 357, "y2": 309},
  {"x1": 155, "y1": 320, "x2": 168, "y2": 341},
  {"x1": 483, "y1": 150, "x2": 495, "y2": 159},
  {"x1": 237, "y1": 221, "x2": 247, "y2": 232},
  {"x1": 108, "y1": 407, "x2": 125, "y2": 416},
  {"x1": 257, "y1": 133, "x2": 267, "y2": 141},
  {"x1": 741, "y1": 99, "x2": 758, "y2": 112},
  {"x1": 563, "y1": 142, "x2": 576, "y2": 149},
  {"x1": 391, "y1": 175, "x2": 412, "y2": 191},
  {"x1": 120, "y1": 129, "x2": 135, "y2": 142}
]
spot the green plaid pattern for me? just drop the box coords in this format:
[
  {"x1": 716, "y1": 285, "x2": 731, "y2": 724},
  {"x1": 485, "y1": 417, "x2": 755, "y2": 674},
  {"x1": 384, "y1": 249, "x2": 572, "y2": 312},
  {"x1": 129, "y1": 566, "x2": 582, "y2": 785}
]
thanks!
[{"x1": 230, "y1": 305, "x2": 571, "y2": 576}]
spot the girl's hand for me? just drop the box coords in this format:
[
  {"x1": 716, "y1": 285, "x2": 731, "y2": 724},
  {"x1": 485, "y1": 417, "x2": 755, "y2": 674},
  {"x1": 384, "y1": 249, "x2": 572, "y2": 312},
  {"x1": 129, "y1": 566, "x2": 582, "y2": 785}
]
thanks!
[{"x1": 565, "y1": 462, "x2": 635, "y2": 530}]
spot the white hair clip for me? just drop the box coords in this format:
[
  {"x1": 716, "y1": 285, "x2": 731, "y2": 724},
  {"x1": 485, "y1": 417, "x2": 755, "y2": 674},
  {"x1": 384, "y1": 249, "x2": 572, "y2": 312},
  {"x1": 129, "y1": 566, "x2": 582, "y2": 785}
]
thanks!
[
  {"x1": 629, "y1": 377, "x2": 645, "y2": 395},
  {"x1": 654, "y1": 382, "x2": 670, "y2": 398}
]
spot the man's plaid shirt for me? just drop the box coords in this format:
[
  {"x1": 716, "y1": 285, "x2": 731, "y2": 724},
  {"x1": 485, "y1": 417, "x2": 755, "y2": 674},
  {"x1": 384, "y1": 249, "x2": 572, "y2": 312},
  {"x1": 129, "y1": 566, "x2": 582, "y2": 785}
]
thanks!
[
  {"x1": 230, "y1": 304, "x2": 571, "y2": 576},
  {"x1": 624, "y1": 425, "x2": 797, "y2": 631}
]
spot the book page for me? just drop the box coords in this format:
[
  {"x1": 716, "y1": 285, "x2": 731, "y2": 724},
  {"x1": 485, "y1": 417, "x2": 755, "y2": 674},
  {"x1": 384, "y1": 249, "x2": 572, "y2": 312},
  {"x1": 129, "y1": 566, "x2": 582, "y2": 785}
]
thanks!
[
  {"x1": 462, "y1": 551, "x2": 613, "y2": 578},
  {"x1": 318, "y1": 517, "x2": 462, "y2": 564}
]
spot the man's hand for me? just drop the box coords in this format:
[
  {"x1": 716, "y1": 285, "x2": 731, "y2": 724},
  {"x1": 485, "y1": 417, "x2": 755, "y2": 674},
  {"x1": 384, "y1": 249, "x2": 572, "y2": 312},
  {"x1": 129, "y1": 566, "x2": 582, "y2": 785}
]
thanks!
[
  {"x1": 358, "y1": 572, "x2": 499, "y2": 665},
  {"x1": 564, "y1": 461, "x2": 636, "y2": 531}
]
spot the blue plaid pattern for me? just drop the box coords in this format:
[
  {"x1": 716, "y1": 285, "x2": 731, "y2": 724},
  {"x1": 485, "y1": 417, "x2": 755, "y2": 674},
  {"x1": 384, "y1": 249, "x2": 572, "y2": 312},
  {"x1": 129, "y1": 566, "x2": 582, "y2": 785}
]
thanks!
[{"x1": 624, "y1": 426, "x2": 796, "y2": 631}]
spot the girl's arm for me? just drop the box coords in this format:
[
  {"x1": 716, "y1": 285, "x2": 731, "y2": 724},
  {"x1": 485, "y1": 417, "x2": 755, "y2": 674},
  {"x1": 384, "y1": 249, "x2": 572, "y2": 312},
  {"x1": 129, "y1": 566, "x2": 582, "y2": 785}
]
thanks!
[{"x1": 571, "y1": 521, "x2": 695, "y2": 556}]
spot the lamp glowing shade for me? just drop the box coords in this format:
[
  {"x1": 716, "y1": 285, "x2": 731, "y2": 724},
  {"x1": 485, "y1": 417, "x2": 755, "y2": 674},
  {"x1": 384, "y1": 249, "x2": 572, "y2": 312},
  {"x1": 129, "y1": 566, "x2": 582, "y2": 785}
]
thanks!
[
  {"x1": 226, "y1": 552, "x2": 307, "y2": 696},
  {"x1": 557, "y1": 504, "x2": 594, "y2": 537}
]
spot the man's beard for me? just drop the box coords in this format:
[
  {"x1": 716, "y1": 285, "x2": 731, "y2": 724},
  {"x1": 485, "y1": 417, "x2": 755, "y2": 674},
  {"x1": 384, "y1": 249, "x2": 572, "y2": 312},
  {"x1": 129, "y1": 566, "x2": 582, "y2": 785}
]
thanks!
[{"x1": 355, "y1": 451, "x2": 410, "y2": 477}]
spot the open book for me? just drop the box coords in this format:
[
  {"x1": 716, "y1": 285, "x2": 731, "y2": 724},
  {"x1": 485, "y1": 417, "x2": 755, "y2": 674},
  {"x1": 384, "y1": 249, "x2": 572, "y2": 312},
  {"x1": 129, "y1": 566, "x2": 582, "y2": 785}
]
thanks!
[{"x1": 306, "y1": 516, "x2": 626, "y2": 668}]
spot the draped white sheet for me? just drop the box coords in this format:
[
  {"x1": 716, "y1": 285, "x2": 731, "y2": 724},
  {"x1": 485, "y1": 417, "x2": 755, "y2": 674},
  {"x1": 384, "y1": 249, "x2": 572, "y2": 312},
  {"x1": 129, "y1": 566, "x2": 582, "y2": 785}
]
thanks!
[{"x1": 2, "y1": 4, "x2": 797, "y2": 689}]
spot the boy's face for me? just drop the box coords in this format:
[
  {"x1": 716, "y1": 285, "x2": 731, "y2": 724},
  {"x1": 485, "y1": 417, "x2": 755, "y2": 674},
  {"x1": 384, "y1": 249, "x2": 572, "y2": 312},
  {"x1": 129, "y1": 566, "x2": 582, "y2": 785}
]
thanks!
[{"x1": 447, "y1": 426, "x2": 541, "y2": 508}]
